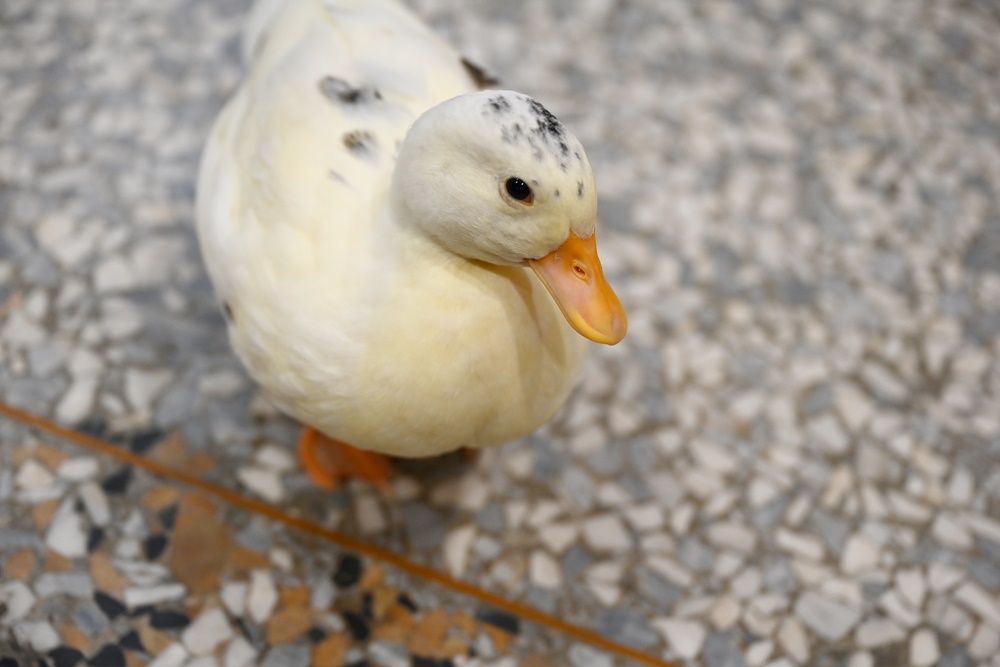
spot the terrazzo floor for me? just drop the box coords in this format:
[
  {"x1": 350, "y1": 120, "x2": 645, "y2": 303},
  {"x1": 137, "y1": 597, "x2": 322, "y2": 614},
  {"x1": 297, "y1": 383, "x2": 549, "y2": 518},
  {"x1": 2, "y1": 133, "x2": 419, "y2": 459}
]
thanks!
[{"x1": 2, "y1": 0, "x2": 1000, "y2": 665}]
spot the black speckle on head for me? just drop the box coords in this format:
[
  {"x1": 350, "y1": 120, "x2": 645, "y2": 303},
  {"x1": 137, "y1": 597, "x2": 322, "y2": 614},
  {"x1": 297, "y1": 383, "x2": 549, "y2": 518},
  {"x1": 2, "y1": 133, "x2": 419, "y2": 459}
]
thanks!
[
  {"x1": 462, "y1": 57, "x2": 501, "y2": 89},
  {"x1": 500, "y1": 122, "x2": 524, "y2": 145},
  {"x1": 485, "y1": 95, "x2": 511, "y2": 114},
  {"x1": 319, "y1": 76, "x2": 381, "y2": 105},
  {"x1": 526, "y1": 97, "x2": 565, "y2": 141},
  {"x1": 343, "y1": 130, "x2": 378, "y2": 158},
  {"x1": 577, "y1": 181, "x2": 584, "y2": 198},
  {"x1": 526, "y1": 136, "x2": 543, "y2": 162},
  {"x1": 223, "y1": 301, "x2": 234, "y2": 322},
  {"x1": 329, "y1": 170, "x2": 349, "y2": 186},
  {"x1": 554, "y1": 189, "x2": 560, "y2": 198}
]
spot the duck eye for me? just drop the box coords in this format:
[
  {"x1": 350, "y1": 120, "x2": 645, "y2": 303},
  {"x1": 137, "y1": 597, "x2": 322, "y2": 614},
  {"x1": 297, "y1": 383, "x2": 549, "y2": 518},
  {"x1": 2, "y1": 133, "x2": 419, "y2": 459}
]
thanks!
[{"x1": 505, "y1": 177, "x2": 534, "y2": 203}]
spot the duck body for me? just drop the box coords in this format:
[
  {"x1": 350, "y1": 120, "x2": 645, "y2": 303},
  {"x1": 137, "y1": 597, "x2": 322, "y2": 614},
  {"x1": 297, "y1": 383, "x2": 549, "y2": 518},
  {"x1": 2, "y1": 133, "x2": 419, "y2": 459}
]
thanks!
[{"x1": 197, "y1": 0, "x2": 624, "y2": 460}]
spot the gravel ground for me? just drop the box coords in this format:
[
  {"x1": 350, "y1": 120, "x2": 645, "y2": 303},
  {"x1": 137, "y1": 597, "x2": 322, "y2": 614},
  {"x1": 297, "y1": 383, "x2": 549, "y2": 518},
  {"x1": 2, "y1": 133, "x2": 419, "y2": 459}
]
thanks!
[{"x1": 1, "y1": 0, "x2": 999, "y2": 665}]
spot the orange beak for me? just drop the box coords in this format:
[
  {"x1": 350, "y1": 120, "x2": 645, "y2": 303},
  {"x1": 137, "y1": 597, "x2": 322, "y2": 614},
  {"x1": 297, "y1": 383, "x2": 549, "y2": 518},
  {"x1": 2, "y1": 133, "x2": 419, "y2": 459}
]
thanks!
[{"x1": 528, "y1": 232, "x2": 627, "y2": 345}]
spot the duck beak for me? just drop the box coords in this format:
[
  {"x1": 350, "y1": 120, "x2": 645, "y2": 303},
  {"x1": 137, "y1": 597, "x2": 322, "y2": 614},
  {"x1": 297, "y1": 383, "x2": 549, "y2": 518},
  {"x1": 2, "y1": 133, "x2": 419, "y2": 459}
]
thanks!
[{"x1": 528, "y1": 232, "x2": 627, "y2": 345}]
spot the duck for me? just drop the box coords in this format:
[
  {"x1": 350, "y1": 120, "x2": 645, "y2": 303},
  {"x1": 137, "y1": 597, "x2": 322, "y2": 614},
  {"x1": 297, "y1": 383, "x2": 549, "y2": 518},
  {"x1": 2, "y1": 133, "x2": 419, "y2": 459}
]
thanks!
[{"x1": 195, "y1": 0, "x2": 627, "y2": 487}]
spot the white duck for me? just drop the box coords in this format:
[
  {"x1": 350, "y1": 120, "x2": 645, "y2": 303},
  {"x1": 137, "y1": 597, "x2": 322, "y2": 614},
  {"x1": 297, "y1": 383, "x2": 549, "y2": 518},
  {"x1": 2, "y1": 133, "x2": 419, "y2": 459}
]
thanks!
[{"x1": 196, "y1": 0, "x2": 627, "y2": 486}]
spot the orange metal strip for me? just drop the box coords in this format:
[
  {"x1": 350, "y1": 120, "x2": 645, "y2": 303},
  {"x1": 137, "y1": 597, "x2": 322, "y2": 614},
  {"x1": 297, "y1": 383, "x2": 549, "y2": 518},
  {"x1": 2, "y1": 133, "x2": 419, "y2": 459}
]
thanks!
[{"x1": 0, "y1": 401, "x2": 678, "y2": 667}]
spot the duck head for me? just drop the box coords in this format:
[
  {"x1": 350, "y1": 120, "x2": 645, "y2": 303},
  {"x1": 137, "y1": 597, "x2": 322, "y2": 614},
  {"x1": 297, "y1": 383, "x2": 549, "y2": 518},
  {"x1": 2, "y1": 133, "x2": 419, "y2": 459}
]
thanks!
[{"x1": 393, "y1": 90, "x2": 627, "y2": 345}]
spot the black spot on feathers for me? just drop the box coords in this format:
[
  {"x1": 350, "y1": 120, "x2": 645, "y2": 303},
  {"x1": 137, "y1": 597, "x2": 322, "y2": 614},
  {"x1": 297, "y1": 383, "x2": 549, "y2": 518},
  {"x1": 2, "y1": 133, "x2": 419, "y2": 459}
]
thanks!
[
  {"x1": 577, "y1": 181, "x2": 584, "y2": 198},
  {"x1": 319, "y1": 76, "x2": 382, "y2": 105},
  {"x1": 343, "y1": 130, "x2": 378, "y2": 158}
]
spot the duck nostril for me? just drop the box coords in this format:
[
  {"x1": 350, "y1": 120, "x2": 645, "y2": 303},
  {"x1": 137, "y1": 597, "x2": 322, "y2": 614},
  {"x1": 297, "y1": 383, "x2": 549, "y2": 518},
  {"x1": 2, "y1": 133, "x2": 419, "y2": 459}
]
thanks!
[{"x1": 572, "y1": 262, "x2": 588, "y2": 281}]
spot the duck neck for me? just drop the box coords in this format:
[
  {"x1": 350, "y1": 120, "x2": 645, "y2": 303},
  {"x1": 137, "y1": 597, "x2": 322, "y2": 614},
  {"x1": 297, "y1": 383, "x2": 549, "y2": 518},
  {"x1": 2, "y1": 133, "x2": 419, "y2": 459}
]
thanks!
[{"x1": 380, "y1": 183, "x2": 468, "y2": 275}]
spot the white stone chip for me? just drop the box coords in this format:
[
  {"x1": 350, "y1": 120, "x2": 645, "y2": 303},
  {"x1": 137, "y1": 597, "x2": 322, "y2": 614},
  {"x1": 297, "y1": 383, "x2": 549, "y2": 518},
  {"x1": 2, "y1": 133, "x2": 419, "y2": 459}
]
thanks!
[
  {"x1": 784, "y1": 496, "x2": 812, "y2": 527},
  {"x1": 430, "y1": 475, "x2": 490, "y2": 511},
  {"x1": 776, "y1": 528, "x2": 826, "y2": 561},
  {"x1": 148, "y1": 643, "x2": 189, "y2": 667},
  {"x1": 224, "y1": 636, "x2": 258, "y2": 667},
  {"x1": 931, "y1": 513, "x2": 973, "y2": 550},
  {"x1": 909, "y1": 627, "x2": 940, "y2": 667},
  {"x1": 56, "y1": 379, "x2": 98, "y2": 425},
  {"x1": 714, "y1": 552, "x2": 743, "y2": 579},
  {"x1": 879, "y1": 589, "x2": 920, "y2": 628},
  {"x1": 731, "y1": 568, "x2": 762, "y2": 599},
  {"x1": 310, "y1": 576, "x2": 336, "y2": 611},
  {"x1": 57, "y1": 457, "x2": 99, "y2": 481},
  {"x1": 623, "y1": 503, "x2": 664, "y2": 532},
  {"x1": 198, "y1": 369, "x2": 246, "y2": 398},
  {"x1": 888, "y1": 492, "x2": 931, "y2": 523},
  {"x1": 354, "y1": 493, "x2": 386, "y2": 534},
  {"x1": 810, "y1": 416, "x2": 850, "y2": 455},
  {"x1": 746, "y1": 640, "x2": 773, "y2": 667},
  {"x1": 15, "y1": 460, "x2": 55, "y2": 490},
  {"x1": 236, "y1": 466, "x2": 285, "y2": 503},
  {"x1": 529, "y1": 550, "x2": 562, "y2": 589},
  {"x1": 443, "y1": 525, "x2": 476, "y2": 578},
  {"x1": 45, "y1": 510, "x2": 87, "y2": 558},
  {"x1": 221, "y1": 582, "x2": 248, "y2": 617},
  {"x1": 504, "y1": 500, "x2": 528, "y2": 530},
  {"x1": 581, "y1": 513, "x2": 631, "y2": 552},
  {"x1": 504, "y1": 449, "x2": 534, "y2": 479},
  {"x1": 954, "y1": 582, "x2": 1000, "y2": 628},
  {"x1": 707, "y1": 521, "x2": 757, "y2": 554},
  {"x1": 1, "y1": 312, "x2": 46, "y2": 345},
  {"x1": 855, "y1": 617, "x2": 905, "y2": 647},
  {"x1": 0, "y1": 581, "x2": 36, "y2": 625},
  {"x1": 114, "y1": 561, "x2": 170, "y2": 586},
  {"x1": 269, "y1": 548, "x2": 293, "y2": 572},
  {"x1": 653, "y1": 618, "x2": 706, "y2": 659},
  {"x1": 794, "y1": 591, "x2": 861, "y2": 640},
  {"x1": 968, "y1": 623, "x2": 1000, "y2": 660},
  {"x1": 648, "y1": 556, "x2": 694, "y2": 587},
  {"x1": 840, "y1": 534, "x2": 880, "y2": 574},
  {"x1": 710, "y1": 595, "x2": 741, "y2": 629},
  {"x1": 124, "y1": 367, "x2": 173, "y2": 409},
  {"x1": 763, "y1": 659, "x2": 795, "y2": 667},
  {"x1": 835, "y1": 381, "x2": 874, "y2": 432},
  {"x1": 124, "y1": 584, "x2": 186, "y2": 607},
  {"x1": 182, "y1": 608, "x2": 233, "y2": 655},
  {"x1": 965, "y1": 513, "x2": 1000, "y2": 544},
  {"x1": 947, "y1": 467, "x2": 974, "y2": 505},
  {"x1": 927, "y1": 563, "x2": 964, "y2": 593},
  {"x1": 190, "y1": 658, "x2": 221, "y2": 667},
  {"x1": 94, "y1": 255, "x2": 136, "y2": 292},
  {"x1": 586, "y1": 579, "x2": 620, "y2": 606},
  {"x1": 247, "y1": 570, "x2": 278, "y2": 624},
  {"x1": 254, "y1": 443, "x2": 296, "y2": 472},
  {"x1": 78, "y1": 481, "x2": 111, "y2": 526},
  {"x1": 819, "y1": 579, "x2": 863, "y2": 608},
  {"x1": 691, "y1": 441, "x2": 739, "y2": 474},
  {"x1": 13, "y1": 619, "x2": 59, "y2": 652},
  {"x1": 777, "y1": 617, "x2": 808, "y2": 663},
  {"x1": 845, "y1": 652, "x2": 874, "y2": 667},
  {"x1": 537, "y1": 522, "x2": 578, "y2": 554},
  {"x1": 895, "y1": 567, "x2": 926, "y2": 610}
]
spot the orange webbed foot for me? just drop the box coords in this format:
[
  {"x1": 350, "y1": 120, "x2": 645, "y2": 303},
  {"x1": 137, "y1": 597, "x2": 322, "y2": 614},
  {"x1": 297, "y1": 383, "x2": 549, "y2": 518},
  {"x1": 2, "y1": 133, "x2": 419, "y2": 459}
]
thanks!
[{"x1": 297, "y1": 426, "x2": 392, "y2": 489}]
